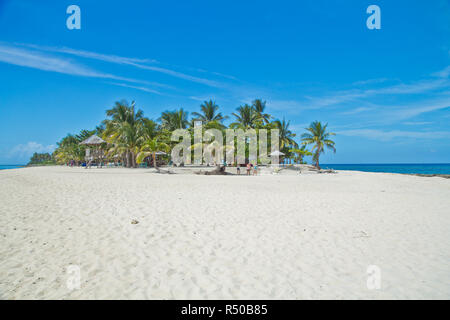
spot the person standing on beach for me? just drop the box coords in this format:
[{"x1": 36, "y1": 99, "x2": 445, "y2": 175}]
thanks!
[
  {"x1": 253, "y1": 164, "x2": 258, "y2": 176},
  {"x1": 236, "y1": 166, "x2": 240, "y2": 175},
  {"x1": 246, "y1": 163, "x2": 251, "y2": 175}
]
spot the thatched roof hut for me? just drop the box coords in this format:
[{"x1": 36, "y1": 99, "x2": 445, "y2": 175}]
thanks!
[{"x1": 79, "y1": 135, "x2": 105, "y2": 145}]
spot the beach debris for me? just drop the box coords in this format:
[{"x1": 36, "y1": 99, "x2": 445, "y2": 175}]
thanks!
[
  {"x1": 409, "y1": 173, "x2": 450, "y2": 179},
  {"x1": 318, "y1": 169, "x2": 337, "y2": 174},
  {"x1": 353, "y1": 231, "x2": 370, "y2": 238},
  {"x1": 131, "y1": 219, "x2": 139, "y2": 224},
  {"x1": 195, "y1": 165, "x2": 229, "y2": 175}
]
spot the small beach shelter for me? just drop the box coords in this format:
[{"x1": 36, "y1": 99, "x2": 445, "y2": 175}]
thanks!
[
  {"x1": 80, "y1": 135, "x2": 106, "y2": 167},
  {"x1": 269, "y1": 150, "x2": 285, "y2": 165},
  {"x1": 152, "y1": 151, "x2": 168, "y2": 166},
  {"x1": 80, "y1": 135, "x2": 105, "y2": 146}
]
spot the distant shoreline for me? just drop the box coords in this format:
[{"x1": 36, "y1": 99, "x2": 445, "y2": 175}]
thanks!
[
  {"x1": 322, "y1": 163, "x2": 450, "y2": 175},
  {"x1": 0, "y1": 165, "x2": 25, "y2": 170},
  {"x1": 2, "y1": 163, "x2": 450, "y2": 178}
]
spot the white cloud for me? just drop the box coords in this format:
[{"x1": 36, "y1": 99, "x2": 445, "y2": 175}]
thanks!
[
  {"x1": 0, "y1": 44, "x2": 110, "y2": 78},
  {"x1": 9, "y1": 142, "x2": 56, "y2": 159},
  {"x1": 432, "y1": 65, "x2": 450, "y2": 78},
  {"x1": 269, "y1": 77, "x2": 449, "y2": 113},
  {"x1": 337, "y1": 129, "x2": 450, "y2": 141},
  {"x1": 402, "y1": 121, "x2": 433, "y2": 125},
  {"x1": 0, "y1": 43, "x2": 152, "y2": 85},
  {"x1": 340, "y1": 107, "x2": 371, "y2": 115},
  {"x1": 353, "y1": 78, "x2": 390, "y2": 86},
  {"x1": 385, "y1": 99, "x2": 450, "y2": 121},
  {"x1": 19, "y1": 43, "x2": 224, "y2": 87},
  {"x1": 107, "y1": 82, "x2": 162, "y2": 95},
  {"x1": 20, "y1": 43, "x2": 157, "y2": 65}
]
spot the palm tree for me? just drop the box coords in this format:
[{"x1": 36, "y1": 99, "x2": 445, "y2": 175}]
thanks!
[
  {"x1": 290, "y1": 145, "x2": 313, "y2": 164},
  {"x1": 54, "y1": 134, "x2": 85, "y2": 164},
  {"x1": 75, "y1": 129, "x2": 96, "y2": 142},
  {"x1": 102, "y1": 100, "x2": 144, "y2": 167},
  {"x1": 192, "y1": 100, "x2": 227, "y2": 124},
  {"x1": 301, "y1": 121, "x2": 336, "y2": 169},
  {"x1": 105, "y1": 100, "x2": 144, "y2": 127},
  {"x1": 136, "y1": 137, "x2": 169, "y2": 168},
  {"x1": 160, "y1": 108, "x2": 189, "y2": 131},
  {"x1": 252, "y1": 99, "x2": 271, "y2": 124},
  {"x1": 141, "y1": 118, "x2": 159, "y2": 140},
  {"x1": 230, "y1": 104, "x2": 257, "y2": 129},
  {"x1": 274, "y1": 118, "x2": 298, "y2": 149},
  {"x1": 54, "y1": 129, "x2": 104, "y2": 165}
]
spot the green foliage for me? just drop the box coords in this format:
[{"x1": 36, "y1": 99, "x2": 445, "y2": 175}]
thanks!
[
  {"x1": 192, "y1": 100, "x2": 227, "y2": 124},
  {"x1": 160, "y1": 108, "x2": 189, "y2": 131},
  {"x1": 52, "y1": 98, "x2": 335, "y2": 168},
  {"x1": 301, "y1": 121, "x2": 336, "y2": 168},
  {"x1": 28, "y1": 152, "x2": 55, "y2": 165},
  {"x1": 230, "y1": 104, "x2": 258, "y2": 129}
]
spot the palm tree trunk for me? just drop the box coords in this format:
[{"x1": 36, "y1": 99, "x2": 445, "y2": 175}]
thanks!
[
  {"x1": 131, "y1": 152, "x2": 137, "y2": 168},
  {"x1": 126, "y1": 151, "x2": 132, "y2": 168},
  {"x1": 152, "y1": 152, "x2": 157, "y2": 168}
]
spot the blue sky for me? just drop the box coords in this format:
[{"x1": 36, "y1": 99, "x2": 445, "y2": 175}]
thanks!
[{"x1": 0, "y1": 0, "x2": 449, "y2": 164}]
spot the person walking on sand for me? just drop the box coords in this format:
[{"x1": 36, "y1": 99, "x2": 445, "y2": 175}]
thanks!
[
  {"x1": 253, "y1": 164, "x2": 258, "y2": 176},
  {"x1": 246, "y1": 163, "x2": 251, "y2": 175},
  {"x1": 236, "y1": 165, "x2": 240, "y2": 175}
]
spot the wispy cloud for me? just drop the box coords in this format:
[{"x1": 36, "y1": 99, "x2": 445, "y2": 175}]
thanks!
[
  {"x1": 189, "y1": 95, "x2": 217, "y2": 102},
  {"x1": 340, "y1": 107, "x2": 372, "y2": 115},
  {"x1": 370, "y1": 79, "x2": 448, "y2": 95},
  {"x1": 402, "y1": 121, "x2": 433, "y2": 125},
  {"x1": 107, "y1": 82, "x2": 162, "y2": 95},
  {"x1": 20, "y1": 43, "x2": 224, "y2": 87},
  {"x1": 0, "y1": 43, "x2": 157, "y2": 85},
  {"x1": 337, "y1": 129, "x2": 450, "y2": 141},
  {"x1": 353, "y1": 78, "x2": 390, "y2": 86},
  {"x1": 337, "y1": 98, "x2": 450, "y2": 127},
  {"x1": 19, "y1": 43, "x2": 157, "y2": 65},
  {"x1": 307, "y1": 79, "x2": 448, "y2": 109},
  {"x1": 0, "y1": 44, "x2": 113, "y2": 78},
  {"x1": 385, "y1": 98, "x2": 450, "y2": 121},
  {"x1": 0, "y1": 43, "x2": 173, "y2": 94},
  {"x1": 270, "y1": 75, "x2": 450, "y2": 113},
  {"x1": 432, "y1": 65, "x2": 450, "y2": 78}
]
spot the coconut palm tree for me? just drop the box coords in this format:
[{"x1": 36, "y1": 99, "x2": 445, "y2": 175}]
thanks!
[
  {"x1": 54, "y1": 130, "x2": 98, "y2": 164},
  {"x1": 252, "y1": 99, "x2": 271, "y2": 125},
  {"x1": 141, "y1": 118, "x2": 159, "y2": 140},
  {"x1": 301, "y1": 121, "x2": 336, "y2": 169},
  {"x1": 290, "y1": 145, "x2": 313, "y2": 164},
  {"x1": 274, "y1": 118, "x2": 298, "y2": 149},
  {"x1": 192, "y1": 100, "x2": 227, "y2": 124},
  {"x1": 230, "y1": 104, "x2": 257, "y2": 129},
  {"x1": 102, "y1": 100, "x2": 144, "y2": 167},
  {"x1": 75, "y1": 129, "x2": 96, "y2": 142},
  {"x1": 136, "y1": 137, "x2": 170, "y2": 168},
  {"x1": 160, "y1": 108, "x2": 189, "y2": 131}
]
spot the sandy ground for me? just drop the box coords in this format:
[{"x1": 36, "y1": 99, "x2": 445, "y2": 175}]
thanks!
[{"x1": 0, "y1": 166, "x2": 449, "y2": 299}]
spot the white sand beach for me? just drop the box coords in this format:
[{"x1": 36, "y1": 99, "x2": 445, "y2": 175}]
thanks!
[{"x1": 0, "y1": 166, "x2": 449, "y2": 299}]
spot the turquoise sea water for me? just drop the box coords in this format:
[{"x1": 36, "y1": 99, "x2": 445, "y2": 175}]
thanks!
[
  {"x1": 0, "y1": 165, "x2": 24, "y2": 170},
  {"x1": 322, "y1": 163, "x2": 450, "y2": 175}
]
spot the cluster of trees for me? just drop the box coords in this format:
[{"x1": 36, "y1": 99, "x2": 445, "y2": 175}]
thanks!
[
  {"x1": 27, "y1": 152, "x2": 55, "y2": 166},
  {"x1": 52, "y1": 99, "x2": 336, "y2": 168}
]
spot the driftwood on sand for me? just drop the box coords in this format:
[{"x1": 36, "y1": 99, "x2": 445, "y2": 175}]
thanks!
[
  {"x1": 148, "y1": 167, "x2": 174, "y2": 174},
  {"x1": 195, "y1": 165, "x2": 230, "y2": 175}
]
